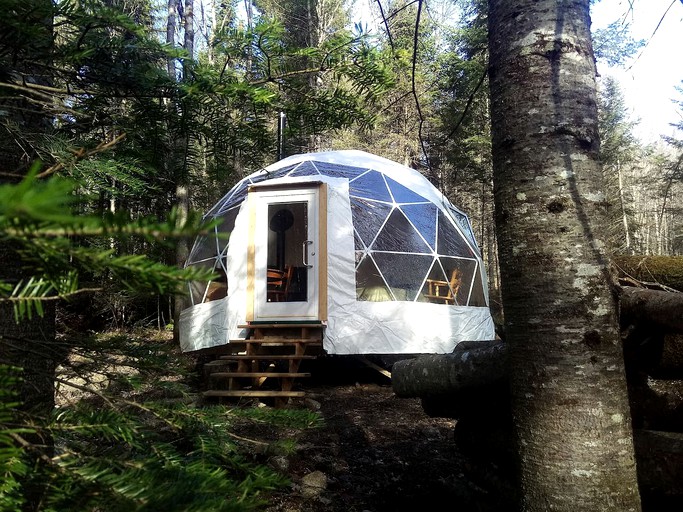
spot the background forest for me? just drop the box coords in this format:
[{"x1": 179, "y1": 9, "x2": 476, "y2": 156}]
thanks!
[{"x1": 1, "y1": 0, "x2": 682, "y2": 510}]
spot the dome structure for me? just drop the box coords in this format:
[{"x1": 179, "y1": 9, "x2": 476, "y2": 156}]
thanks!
[{"x1": 179, "y1": 150, "x2": 495, "y2": 354}]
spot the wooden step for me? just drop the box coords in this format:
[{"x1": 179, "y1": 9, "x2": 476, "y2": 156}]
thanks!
[
  {"x1": 230, "y1": 338, "x2": 322, "y2": 344},
  {"x1": 203, "y1": 390, "x2": 305, "y2": 398},
  {"x1": 210, "y1": 372, "x2": 311, "y2": 378},
  {"x1": 238, "y1": 323, "x2": 325, "y2": 329},
  {"x1": 219, "y1": 354, "x2": 317, "y2": 360}
]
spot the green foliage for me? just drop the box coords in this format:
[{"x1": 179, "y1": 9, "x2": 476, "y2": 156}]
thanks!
[
  {"x1": 0, "y1": 164, "x2": 217, "y2": 321},
  {"x1": 592, "y1": 21, "x2": 645, "y2": 68},
  {"x1": 35, "y1": 331, "x2": 318, "y2": 512},
  {"x1": 0, "y1": 367, "x2": 30, "y2": 512}
]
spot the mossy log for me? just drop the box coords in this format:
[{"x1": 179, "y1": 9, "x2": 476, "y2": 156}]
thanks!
[{"x1": 613, "y1": 255, "x2": 683, "y2": 292}]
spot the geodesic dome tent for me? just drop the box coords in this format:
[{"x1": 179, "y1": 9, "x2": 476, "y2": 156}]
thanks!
[{"x1": 178, "y1": 150, "x2": 495, "y2": 354}]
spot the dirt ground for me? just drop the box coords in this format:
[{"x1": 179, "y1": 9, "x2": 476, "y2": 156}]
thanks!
[{"x1": 224, "y1": 357, "x2": 518, "y2": 512}]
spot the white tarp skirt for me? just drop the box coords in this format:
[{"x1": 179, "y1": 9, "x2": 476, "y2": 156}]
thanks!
[{"x1": 178, "y1": 297, "x2": 228, "y2": 353}]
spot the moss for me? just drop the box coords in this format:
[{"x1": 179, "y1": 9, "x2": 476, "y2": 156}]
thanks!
[{"x1": 613, "y1": 255, "x2": 683, "y2": 292}]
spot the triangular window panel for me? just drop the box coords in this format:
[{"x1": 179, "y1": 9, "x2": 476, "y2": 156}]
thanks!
[
  {"x1": 372, "y1": 209, "x2": 431, "y2": 253},
  {"x1": 356, "y1": 255, "x2": 393, "y2": 301},
  {"x1": 249, "y1": 172, "x2": 271, "y2": 186},
  {"x1": 373, "y1": 252, "x2": 433, "y2": 302},
  {"x1": 420, "y1": 260, "x2": 454, "y2": 305},
  {"x1": 354, "y1": 230, "x2": 366, "y2": 251},
  {"x1": 267, "y1": 164, "x2": 298, "y2": 179},
  {"x1": 438, "y1": 257, "x2": 477, "y2": 306},
  {"x1": 349, "y1": 170, "x2": 392, "y2": 202},
  {"x1": 213, "y1": 180, "x2": 248, "y2": 216},
  {"x1": 467, "y1": 261, "x2": 487, "y2": 307},
  {"x1": 385, "y1": 176, "x2": 429, "y2": 204},
  {"x1": 437, "y1": 211, "x2": 474, "y2": 257},
  {"x1": 313, "y1": 161, "x2": 366, "y2": 180},
  {"x1": 186, "y1": 235, "x2": 214, "y2": 265},
  {"x1": 288, "y1": 160, "x2": 321, "y2": 177},
  {"x1": 447, "y1": 205, "x2": 479, "y2": 252},
  {"x1": 350, "y1": 197, "x2": 392, "y2": 248},
  {"x1": 401, "y1": 203, "x2": 437, "y2": 251},
  {"x1": 216, "y1": 207, "x2": 239, "y2": 235}
]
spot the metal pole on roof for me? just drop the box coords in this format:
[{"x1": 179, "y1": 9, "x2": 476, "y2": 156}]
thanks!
[{"x1": 277, "y1": 111, "x2": 286, "y2": 161}]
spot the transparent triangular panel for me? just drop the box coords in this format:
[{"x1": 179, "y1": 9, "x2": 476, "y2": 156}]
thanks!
[
  {"x1": 313, "y1": 161, "x2": 366, "y2": 179},
  {"x1": 373, "y1": 252, "x2": 433, "y2": 302},
  {"x1": 355, "y1": 254, "x2": 393, "y2": 301},
  {"x1": 372, "y1": 209, "x2": 431, "y2": 253},
  {"x1": 350, "y1": 197, "x2": 392, "y2": 248},
  {"x1": 212, "y1": 180, "x2": 247, "y2": 216},
  {"x1": 437, "y1": 257, "x2": 477, "y2": 306},
  {"x1": 216, "y1": 207, "x2": 239, "y2": 234},
  {"x1": 447, "y1": 205, "x2": 479, "y2": 251},
  {"x1": 288, "y1": 160, "x2": 321, "y2": 177},
  {"x1": 349, "y1": 170, "x2": 392, "y2": 202},
  {"x1": 401, "y1": 203, "x2": 438, "y2": 251},
  {"x1": 265, "y1": 163, "x2": 298, "y2": 179},
  {"x1": 437, "y1": 211, "x2": 475, "y2": 257},
  {"x1": 467, "y1": 260, "x2": 487, "y2": 307},
  {"x1": 248, "y1": 171, "x2": 271, "y2": 186},
  {"x1": 419, "y1": 260, "x2": 452, "y2": 304},
  {"x1": 354, "y1": 230, "x2": 366, "y2": 251},
  {"x1": 385, "y1": 176, "x2": 430, "y2": 204},
  {"x1": 186, "y1": 235, "x2": 216, "y2": 265}
]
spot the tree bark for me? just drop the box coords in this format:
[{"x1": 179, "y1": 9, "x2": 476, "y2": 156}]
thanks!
[
  {"x1": 0, "y1": 0, "x2": 56, "y2": 424},
  {"x1": 487, "y1": 1, "x2": 641, "y2": 510},
  {"x1": 166, "y1": 0, "x2": 178, "y2": 78}
]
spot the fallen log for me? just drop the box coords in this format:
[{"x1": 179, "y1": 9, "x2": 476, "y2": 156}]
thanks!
[
  {"x1": 628, "y1": 376, "x2": 683, "y2": 431},
  {"x1": 620, "y1": 287, "x2": 683, "y2": 333},
  {"x1": 613, "y1": 255, "x2": 683, "y2": 292},
  {"x1": 392, "y1": 287, "x2": 683, "y2": 420},
  {"x1": 392, "y1": 340, "x2": 507, "y2": 398}
]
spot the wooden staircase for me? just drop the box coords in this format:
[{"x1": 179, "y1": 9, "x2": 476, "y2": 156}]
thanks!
[{"x1": 202, "y1": 322, "x2": 325, "y2": 407}]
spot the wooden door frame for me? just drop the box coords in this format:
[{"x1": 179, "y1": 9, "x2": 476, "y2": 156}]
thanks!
[{"x1": 245, "y1": 182, "x2": 327, "y2": 322}]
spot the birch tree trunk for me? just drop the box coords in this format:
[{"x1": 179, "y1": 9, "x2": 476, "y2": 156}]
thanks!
[
  {"x1": 487, "y1": 1, "x2": 641, "y2": 510},
  {"x1": 172, "y1": 0, "x2": 194, "y2": 339}
]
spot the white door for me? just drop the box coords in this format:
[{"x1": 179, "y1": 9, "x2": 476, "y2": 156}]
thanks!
[{"x1": 249, "y1": 186, "x2": 324, "y2": 322}]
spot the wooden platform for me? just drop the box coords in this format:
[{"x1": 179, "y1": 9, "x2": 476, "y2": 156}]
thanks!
[{"x1": 202, "y1": 322, "x2": 325, "y2": 407}]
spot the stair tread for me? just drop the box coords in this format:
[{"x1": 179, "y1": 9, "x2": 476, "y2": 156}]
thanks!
[
  {"x1": 219, "y1": 354, "x2": 317, "y2": 360},
  {"x1": 238, "y1": 323, "x2": 325, "y2": 329},
  {"x1": 203, "y1": 390, "x2": 305, "y2": 398},
  {"x1": 230, "y1": 338, "x2": 322, "y2": 344},
  {"x1": 210, "y1": 372, "x2": 311, "y2": 378}
]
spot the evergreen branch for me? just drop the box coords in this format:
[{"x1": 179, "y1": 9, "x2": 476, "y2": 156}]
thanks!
[{"x1": 36, "y1": 133, "x2": 127, "y2": 179}]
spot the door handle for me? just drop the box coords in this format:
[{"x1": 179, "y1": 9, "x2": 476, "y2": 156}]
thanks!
[{"x1": 302, "y1": 240, "x2": 313, "y2": 268}]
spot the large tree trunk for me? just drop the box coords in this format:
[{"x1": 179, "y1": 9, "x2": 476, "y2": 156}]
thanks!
[
  {"x1": 172, "y1": 0, "x2": 194, "y2": 341},
  {"x1": 0, "y1": 1, "x2": 57, "y2": 509},
  {"x1": 487, "y1": 1, "x2": 641, "y2": 510},
  {"x1": 0, "y1": 0, "x2": 56, "y2": 423}
]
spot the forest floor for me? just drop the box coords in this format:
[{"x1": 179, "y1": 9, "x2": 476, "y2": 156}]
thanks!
[{"x1": 217, "y1": 356, "x2": 518, "y2": 512}]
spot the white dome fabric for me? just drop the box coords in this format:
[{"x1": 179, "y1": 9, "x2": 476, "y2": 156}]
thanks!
[{"x1": 179, "y1": 150, "x2": 496, "y2": 354}]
